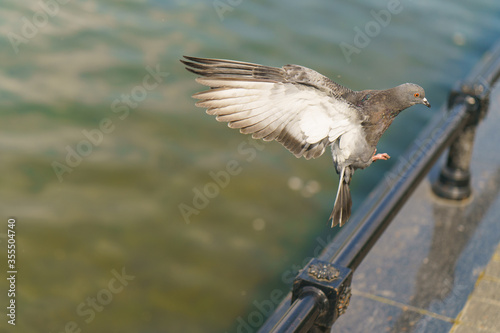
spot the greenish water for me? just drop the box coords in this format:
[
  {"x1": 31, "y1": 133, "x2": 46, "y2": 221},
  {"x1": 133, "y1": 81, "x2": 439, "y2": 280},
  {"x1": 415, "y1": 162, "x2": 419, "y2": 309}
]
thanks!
[{"x1": 0, "y1": 1, "x2": 500, "y2": 332}]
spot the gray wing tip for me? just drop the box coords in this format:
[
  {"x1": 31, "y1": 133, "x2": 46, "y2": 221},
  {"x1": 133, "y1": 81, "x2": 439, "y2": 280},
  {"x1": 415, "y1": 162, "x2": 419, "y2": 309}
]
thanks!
[
  {"x1": 181, "y1": 56, "x2": 255, "y2": 78},
  {"x1": 181, "y1": 57, "x2": 208, "y2": 76},
  {"x1": 181, "y1": 56, "x2": 217, "y2": 77},
  {"x1": 181, "y1": 55, "x2": 262, "y2": 66},
  {"x1": 182, "y1": 56, "x2": 285, "y2": 82},
  {"x1": 181, "y1": 55, "x2": 218, "y2": 63}
]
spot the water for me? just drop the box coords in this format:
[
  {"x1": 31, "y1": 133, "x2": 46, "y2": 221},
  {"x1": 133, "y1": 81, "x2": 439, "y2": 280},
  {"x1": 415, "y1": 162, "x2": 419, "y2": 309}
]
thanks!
[{"x1": 0, "y1": 1, "x2": 499, "y2": 332}]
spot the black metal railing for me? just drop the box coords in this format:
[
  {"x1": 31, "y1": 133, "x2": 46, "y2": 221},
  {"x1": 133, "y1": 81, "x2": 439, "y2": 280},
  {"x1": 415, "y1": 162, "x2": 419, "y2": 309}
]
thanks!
[{"x1": 258, "y1": 40, "x2": 500, "y2": 333}]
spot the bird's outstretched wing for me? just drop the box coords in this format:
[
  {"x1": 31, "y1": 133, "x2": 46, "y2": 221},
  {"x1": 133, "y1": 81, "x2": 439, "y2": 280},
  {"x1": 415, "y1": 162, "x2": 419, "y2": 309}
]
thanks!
[{"x1": 181, "y1": 56, "x2": 361, "y2": 159}]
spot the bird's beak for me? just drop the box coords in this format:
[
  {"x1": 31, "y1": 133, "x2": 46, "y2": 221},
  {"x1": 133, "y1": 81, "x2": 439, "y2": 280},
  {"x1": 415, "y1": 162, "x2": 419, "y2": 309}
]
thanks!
[{"x1": 423, "y1": 98, "x2": 431, "y2": 108}]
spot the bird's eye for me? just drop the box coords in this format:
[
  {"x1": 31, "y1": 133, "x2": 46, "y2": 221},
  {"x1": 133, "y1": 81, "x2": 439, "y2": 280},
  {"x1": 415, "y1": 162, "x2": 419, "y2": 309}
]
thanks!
[{"x1": 414, "y1": 93, "x2": 420, "y2": 97}]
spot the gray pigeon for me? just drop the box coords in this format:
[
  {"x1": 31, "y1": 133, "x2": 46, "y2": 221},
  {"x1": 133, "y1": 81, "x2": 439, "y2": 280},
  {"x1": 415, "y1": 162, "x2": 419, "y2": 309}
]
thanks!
[{"x1": 181, "y1": 56, "x2": 430, "y2": 227}]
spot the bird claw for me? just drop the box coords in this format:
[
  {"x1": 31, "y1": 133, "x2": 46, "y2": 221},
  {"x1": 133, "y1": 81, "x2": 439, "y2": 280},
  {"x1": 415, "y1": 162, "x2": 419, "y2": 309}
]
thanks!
[{"x1": 372, "y1": 149, "x2": 390, "y2": 162}]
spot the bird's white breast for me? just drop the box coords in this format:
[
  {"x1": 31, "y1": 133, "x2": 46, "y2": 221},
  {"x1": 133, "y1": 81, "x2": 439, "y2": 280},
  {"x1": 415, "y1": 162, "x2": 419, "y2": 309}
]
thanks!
[{"x1": 332, "y1": 126, "x2": 373, "y2": 170}]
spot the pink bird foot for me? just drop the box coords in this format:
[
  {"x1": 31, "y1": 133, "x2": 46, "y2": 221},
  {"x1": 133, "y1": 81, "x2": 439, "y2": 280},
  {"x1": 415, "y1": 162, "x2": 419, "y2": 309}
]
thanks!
[{"x1": 372, "y1": 149, "x2": 390, "y2": 162}]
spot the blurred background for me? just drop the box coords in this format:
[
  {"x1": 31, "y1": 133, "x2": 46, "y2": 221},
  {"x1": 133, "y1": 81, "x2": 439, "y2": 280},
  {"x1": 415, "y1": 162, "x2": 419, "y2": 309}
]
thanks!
[{"x1": 0, "y1": 0, "x2": 500, "y2": 332}]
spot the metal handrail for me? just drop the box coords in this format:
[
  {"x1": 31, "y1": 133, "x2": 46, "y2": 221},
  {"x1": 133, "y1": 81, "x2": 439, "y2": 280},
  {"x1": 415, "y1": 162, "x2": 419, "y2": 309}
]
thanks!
[{"x1": 258, "y1": 40, "x2": 500, "y2": 333}]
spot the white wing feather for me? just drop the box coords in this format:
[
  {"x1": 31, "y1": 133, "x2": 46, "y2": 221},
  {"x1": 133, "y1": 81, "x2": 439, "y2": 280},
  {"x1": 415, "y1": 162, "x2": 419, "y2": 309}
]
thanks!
[{"x1": 192, "y1": 78, "x2": 361, "y2": 159}]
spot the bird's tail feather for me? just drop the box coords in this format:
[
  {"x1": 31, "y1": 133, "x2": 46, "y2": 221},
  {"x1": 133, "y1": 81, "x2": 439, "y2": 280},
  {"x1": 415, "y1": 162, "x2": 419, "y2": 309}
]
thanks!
[{"x1": 330, "y1": 167, "x2": 352, "y2": 227}]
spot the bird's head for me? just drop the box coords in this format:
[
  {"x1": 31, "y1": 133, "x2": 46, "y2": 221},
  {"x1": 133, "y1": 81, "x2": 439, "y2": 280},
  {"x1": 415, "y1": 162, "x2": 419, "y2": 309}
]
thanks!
[{"x1": 400, "y1": 83, "x2": 431, "y2": 108}]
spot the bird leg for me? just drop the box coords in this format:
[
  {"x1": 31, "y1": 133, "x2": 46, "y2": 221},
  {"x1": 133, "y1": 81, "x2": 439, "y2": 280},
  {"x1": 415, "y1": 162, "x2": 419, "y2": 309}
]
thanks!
[{"x1": 372, "y1": 148, "x2": 390, "y2": 162}]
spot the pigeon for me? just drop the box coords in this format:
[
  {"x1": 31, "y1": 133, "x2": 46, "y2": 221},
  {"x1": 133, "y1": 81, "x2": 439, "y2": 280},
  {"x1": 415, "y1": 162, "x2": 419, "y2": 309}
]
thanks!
[{"x1": 181, "y1": 56, "x2": 430, "y2": 227}]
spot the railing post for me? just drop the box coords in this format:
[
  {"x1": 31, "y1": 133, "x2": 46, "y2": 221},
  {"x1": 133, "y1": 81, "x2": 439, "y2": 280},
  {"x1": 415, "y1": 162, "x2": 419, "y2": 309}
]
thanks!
[
  {"x1": 292, "y1": 259, "x2": 352, "y2": 331},
  {"x1": 268, "y1": 259, "x2": 352, "y2": 333},
  {"x1": 432, "y1": 81, "x2": 489, "y2": 200}
]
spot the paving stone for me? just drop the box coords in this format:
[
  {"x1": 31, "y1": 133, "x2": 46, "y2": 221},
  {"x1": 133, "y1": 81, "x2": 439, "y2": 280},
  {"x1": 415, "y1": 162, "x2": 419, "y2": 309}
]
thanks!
[{"x1": 459, "y1": 298, "x2": 500, "y2": 332}]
